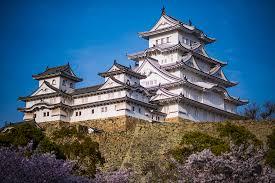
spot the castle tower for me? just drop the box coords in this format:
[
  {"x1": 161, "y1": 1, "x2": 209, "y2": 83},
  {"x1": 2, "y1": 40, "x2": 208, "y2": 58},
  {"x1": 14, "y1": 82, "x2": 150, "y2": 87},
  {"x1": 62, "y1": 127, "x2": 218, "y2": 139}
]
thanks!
[
  {"x1": 128, "y1": 8, "x2": 248, "y2": 122},
  {"x1": 18, "y1": 64, "x2": 82, "y2": 122}
]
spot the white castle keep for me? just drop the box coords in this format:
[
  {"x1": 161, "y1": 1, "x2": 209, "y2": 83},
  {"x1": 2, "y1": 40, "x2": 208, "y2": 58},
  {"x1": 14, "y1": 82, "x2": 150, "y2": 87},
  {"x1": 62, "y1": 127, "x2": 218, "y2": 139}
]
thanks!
[{"x1": 18, "y1": 9, "x2": 248, "y2": 123}]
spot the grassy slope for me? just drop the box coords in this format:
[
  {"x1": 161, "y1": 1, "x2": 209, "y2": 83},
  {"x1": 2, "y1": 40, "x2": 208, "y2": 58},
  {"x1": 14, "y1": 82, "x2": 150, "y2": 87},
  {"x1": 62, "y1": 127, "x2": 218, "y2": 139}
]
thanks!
[{"x1": 43, "y1": 120, "x2": 274, "y2": 173}]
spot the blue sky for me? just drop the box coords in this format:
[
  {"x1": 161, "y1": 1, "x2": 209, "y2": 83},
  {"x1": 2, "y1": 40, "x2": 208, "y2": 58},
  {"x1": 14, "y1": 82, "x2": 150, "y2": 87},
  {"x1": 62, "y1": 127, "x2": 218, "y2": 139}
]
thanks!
[{"x1": 0, "y1": 0, "x2": 274, "y2": 126}]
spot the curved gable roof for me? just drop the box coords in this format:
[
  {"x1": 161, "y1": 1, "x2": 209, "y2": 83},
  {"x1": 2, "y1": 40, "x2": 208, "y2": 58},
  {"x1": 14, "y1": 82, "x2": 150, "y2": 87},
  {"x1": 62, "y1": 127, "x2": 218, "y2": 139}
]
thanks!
[{"x1": 32, "y1": 63, "x2": 83, "y2": 82}]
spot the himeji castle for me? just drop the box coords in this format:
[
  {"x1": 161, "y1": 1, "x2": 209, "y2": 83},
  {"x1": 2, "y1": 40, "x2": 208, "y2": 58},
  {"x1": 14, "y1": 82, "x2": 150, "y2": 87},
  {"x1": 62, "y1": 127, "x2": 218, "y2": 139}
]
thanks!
[{"x1": 18, "y1": 8, "x2": 248, "y2": 123}]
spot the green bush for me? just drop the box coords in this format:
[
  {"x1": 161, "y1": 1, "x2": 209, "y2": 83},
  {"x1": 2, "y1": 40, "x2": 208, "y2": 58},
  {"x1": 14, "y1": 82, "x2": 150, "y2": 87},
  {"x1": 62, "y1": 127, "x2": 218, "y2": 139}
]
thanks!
[
  {"x1": 60, "y1": 137, "x2": 105, "y2": 177},
  {"x1": 0, "y1": 123, "x2": 44, "y2": 148},
  {"x1": 217, "y1": 122, "x2": 262, "y2": 146},
  {"x1": 171, "y1": 131, "x2": 229, "y2": 162},
  {"x1": 37, "y1": 137, "x2": 65, "y2": 159},
  {"x1": 0, "y1": 123, "x2": 105, "y2": 177},
  {"x1": 52, "y1": 126, "x2": 83, "y2": 140},
  {"x1": 266, "y1": 129, "x2": 275, "y2": 168},
  {"x1": 50, "y1": 126, "x2": 104, "y2": 177}
]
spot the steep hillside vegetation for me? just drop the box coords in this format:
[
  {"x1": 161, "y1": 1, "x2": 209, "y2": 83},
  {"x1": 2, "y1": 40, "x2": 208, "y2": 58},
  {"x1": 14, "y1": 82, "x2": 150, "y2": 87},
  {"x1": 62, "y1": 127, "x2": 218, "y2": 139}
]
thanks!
[{"x1": 42, "y1": 119, "x2": 274, "y2": 173}]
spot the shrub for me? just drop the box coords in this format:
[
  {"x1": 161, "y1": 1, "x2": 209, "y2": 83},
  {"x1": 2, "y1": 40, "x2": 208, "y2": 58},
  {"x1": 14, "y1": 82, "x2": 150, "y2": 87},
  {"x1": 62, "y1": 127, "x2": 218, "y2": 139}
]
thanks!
[
  {"x1": 173, "y1": 145, "x2": 273, "y2": 183},
  {"x1": 0, "y1": 122, "x2": 105, "y2": 177},
  {"x1": 58, "y1": 137, "x2": 105, "y2": 177},
  {"x1": 94, "y1": 169, "x2": 132, "y2": 183},
  {"x1": 0, "y1": 146, "x2": 129, "y2": 183},
  {"x1": 0, "y1": 123, "x2": 44, "y2": 148},
  {"x1": 171, "y1": 131, "x2": 229, "y2": 162},
  {"x1": 52, "y1": 126, "x2": 83, "y2": 140},
  {"x1": 37, "y1": 137, "x2": 65, "y2": 159},
  {"x1": 266, "y1": 129, "x2": 275, "y2": 168},
  {"x1": 0, "y1": 146, "x2": 91, "y2": 183},
  {"x1": 217, "y1": 122, "x2": 262, "y2": 146}
]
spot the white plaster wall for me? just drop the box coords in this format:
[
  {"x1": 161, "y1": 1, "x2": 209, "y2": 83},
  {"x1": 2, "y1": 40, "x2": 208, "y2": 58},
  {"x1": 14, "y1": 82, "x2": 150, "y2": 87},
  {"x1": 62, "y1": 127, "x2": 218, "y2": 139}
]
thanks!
[
  {"x1": 170, "y1": 70, "x2": 181, "y2": 78},
  {"x1": 38, "y1": 77, "x2": 76, "y2": 93},
  {"x1": 151, "y1": 52, "x2": 179, "y2": 65},
  {"x1": 149, "y1": 31, "x2": 178, "y2": 47},
  {"x1": 70, "y1": 103, "x2": 127, "y2": 122},
  {"x1": 126, "y1": 91, "x2": 149, "y2": 103},
  {"x1": 139, "y1": 69, "x2": 176, "y2": 88},
  {"x1": 224, "y1": 101, "x2": 237, "y2": 113},
  {"x1": 203, "y1": 91, "x2": 224, "y2": 109},
  {"x1": 181, "y1": 70, "x2": 202, "y2": 82},
  {"x1": 73, "y1": 91, "x2": 127, "y2": 105},
  {"x1": 178, "y1": 31, "x2": 200, "y2": 46},
  {"x1": 33, "y1": 109, "x2": 60, "y2": 123},
  {"x1": 196, "y1": 59, "x2": 212, "y2": 73},
  {"x1": 163, "y1": 102, "x2": 226, "y2": 122},
  {"x1": 25, "y1": 96, "x2": 71, "y2": 108}
]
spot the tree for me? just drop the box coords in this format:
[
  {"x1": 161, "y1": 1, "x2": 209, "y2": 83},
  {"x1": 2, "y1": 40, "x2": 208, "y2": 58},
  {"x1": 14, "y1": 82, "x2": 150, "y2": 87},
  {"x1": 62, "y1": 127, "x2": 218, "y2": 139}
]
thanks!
[
  {"x1": 243, "y1": 103, "x2": 260, "y2": 120},
  {"x1": 0, "y1": 146, "x2": 90, "y2": 183},
  {"x1": 260, "y1": 101, "x2": 275, "y2": 120},
  {"x1": 0, "y1": 145, "x2": 131, "y2": 183},
  {"x1": 173, "y1": 145, "x2": 274, "y2": 183}
]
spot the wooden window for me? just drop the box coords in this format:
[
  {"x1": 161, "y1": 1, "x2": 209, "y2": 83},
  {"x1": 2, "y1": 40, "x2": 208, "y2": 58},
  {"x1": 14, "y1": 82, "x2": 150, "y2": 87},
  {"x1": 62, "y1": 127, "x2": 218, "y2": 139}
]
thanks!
[
  {"x1": 47, "y1": 112, "x2": 49, "y2": 116},
  {"x1": 126, "y1": 79, "x2": 130, "y2": 85},
  {"x1": 132, "y1": 106, "x2": 135, "y2": 111},
  {"x1": 76, "y1": 112, "x2": 78, "y2": 116},
  {"x1": 166, "y1": 37, "x2": 170, "y2": 43},
  {"x1": 79, "y1": 111, "x2": 81, "y2": 116},
  {"x1": 52, "y1": 79, "x2": 56, "y2": 85},
  {"x1": 43, "y1": 112, "x2": 46, "y2": 117},
  {"x1": 91, "y1": 109, "x2": 94, "y2": 114},
  {"x1": 183, "y1": 38, "x2": 187, "y2": 44},
  {"x1": 101, "y1": 107, "x2": 107, "y2": 112},
  {"x1": 194, "y1": 108, "x2": 198, "y2": 117}
]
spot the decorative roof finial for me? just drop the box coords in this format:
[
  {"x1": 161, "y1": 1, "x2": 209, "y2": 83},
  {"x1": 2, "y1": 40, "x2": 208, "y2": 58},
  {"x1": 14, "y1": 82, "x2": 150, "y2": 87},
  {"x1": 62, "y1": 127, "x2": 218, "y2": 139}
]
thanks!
[
  {"x1": 161, "y1": 6, "x2": 166, "y2": 15},
  {"x1": 114, "y1": 59, "x2": 117, "y2": 64},
  {"x1": 188, "y1": 19, "x2": 192, "y2": 26}
]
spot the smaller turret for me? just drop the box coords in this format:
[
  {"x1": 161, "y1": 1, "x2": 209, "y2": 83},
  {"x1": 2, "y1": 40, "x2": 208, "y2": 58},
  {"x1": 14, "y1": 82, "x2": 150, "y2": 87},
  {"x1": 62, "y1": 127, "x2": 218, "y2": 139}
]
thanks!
[{"x1": 32, "y1": 63, "x2": 83, "y2": 93}]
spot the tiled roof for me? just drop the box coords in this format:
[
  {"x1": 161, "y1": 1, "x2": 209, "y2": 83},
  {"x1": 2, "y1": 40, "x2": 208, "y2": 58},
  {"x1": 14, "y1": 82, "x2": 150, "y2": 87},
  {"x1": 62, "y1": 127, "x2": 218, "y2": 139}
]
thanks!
[
  {"x1": 128, "y1": 42, "x2": 227, "y2": 66},
  {"x1": 99, "y1": 60, "x2": 146, "y2": 79},
  {"x1": 139, "y1": 13, "x2": 215, "y2": 44},
  {"x1": 72, "y1": 84, "x2": 103, "y2": 95},
  {"x1": 32, "y1": 63, "x2": 83, "y2": 82},
  {"x1": 18, "y1": 81, "x2": 71, "y2": 101}
]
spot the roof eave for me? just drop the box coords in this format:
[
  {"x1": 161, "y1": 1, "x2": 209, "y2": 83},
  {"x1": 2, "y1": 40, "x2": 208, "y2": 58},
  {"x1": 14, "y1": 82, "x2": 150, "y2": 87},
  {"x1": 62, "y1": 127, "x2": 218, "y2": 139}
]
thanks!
[{"x1": 32, "y1": 73, "x2": 83, "y2": 82}]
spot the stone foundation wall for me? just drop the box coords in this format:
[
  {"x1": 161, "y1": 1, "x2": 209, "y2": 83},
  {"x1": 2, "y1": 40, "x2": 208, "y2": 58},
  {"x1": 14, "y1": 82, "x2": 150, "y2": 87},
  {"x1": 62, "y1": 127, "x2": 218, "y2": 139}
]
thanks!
[
  {"x1": 42, "y1": 118, "x2": 275, "y2": 176},
  {"x1": 72, "y1": 116, "x2": 147, "y2": 132}
]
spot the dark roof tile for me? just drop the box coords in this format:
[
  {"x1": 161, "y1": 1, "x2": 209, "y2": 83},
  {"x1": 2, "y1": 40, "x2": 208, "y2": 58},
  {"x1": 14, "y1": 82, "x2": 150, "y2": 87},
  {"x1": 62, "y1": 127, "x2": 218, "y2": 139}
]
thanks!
[{"x1": 72, "y1": 84, "x2": 103, "y2": 95}]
